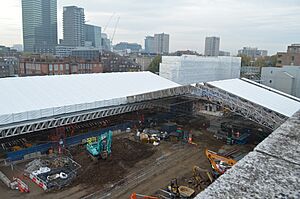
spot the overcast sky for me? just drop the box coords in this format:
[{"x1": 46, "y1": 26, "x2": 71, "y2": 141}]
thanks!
[{"x1": 0, "y1": 0, "x2": 299, "y2": 54}]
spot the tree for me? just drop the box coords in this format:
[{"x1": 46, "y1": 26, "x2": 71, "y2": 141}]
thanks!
[
  {"x1": 239, "y1": 54, "x2": 277, "y2": 67},
  {"x1": 239, "y1": 55, "x2": 252, "y2": 66},
  {"x1": 255, "y1": 56, "x2": 267, "y2": 67},
  {"x1": 148, "y1": 55, "x2": 162, "y2": 73},
  {"x1": 254, "y1": 55, "x2": 277, "y2": 67},
  {"x1": 170, "y1": 50, "x2": 201, "y2": 56},
  {"x1": 21, "y1": 52, "x2": 33, "y2": 57},
  {"x1": 269, "y1": 55, "x2": 277, "y2": 67}
]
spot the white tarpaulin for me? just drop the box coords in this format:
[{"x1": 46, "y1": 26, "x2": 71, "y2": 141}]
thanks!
[
  {"x1": 159, "y1": 55, "x2": 241, "y2": 85},
  {"x1": 0, "y1": 72, "x2": 180, "y2": 125}
]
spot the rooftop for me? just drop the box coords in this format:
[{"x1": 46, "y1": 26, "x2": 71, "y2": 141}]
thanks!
[
  {"x1": 0, "y1": 72, "x2": 180, "y2": 125},
  {"x1": 208, "y1": 78, "x2": 300, "y2": 117}
]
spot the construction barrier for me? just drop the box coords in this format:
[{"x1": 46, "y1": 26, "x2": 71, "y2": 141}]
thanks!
[
  {"x1": 6, "y1": 143, "x2": 53, "y2": 162},
  {"x1": 64, "y1": 122, "x2": 132, "y2": 146},
  {"x1": 29, "y1": 173, "x2": 47, "y2": 191},
  {"x1": 14, "y1": 177, "x2": 30, "y2": 193},
  {"x1": 6, "y1": 122, "x2": 133, "y2": 162},
  {"x1": 0, "y1": 170, "x2": 11, "y2": 188}
]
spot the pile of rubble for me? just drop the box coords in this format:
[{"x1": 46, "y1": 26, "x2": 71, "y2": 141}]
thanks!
[{"x1": 135, "y1": 125, "x2": 192, "y2": 146}]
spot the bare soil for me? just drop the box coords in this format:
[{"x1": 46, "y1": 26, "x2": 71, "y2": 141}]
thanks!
[{"x1": 71, "y1": 137, "x2": 155, "y2": 188}]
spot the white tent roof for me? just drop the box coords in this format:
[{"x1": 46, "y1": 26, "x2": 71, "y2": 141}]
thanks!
[
  {"x1": 0, "y1": 72, "x2": 180, "y2": 125},
  {"x1": 241, "y1": 78, "x2": 300, "y2": 102},
  {"x1": 207, "y1": 78, "x2": 300, "y2": 117}
]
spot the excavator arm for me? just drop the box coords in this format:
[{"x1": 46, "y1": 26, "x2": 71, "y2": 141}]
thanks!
[
  {"x1": 205, "y1": 149, "x2": 237, "y2": 174},
  {"x1": 130, "y1": 193, "x2": 158, "y2": 199}
]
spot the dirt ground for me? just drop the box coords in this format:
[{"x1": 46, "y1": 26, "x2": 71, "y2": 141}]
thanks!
[
  {"x1": 71, "y1": 137, "x2": 155, "y2": 189},
  {"x1": 0, "y1": 116, "x2": 256, "y2": 199},
  {"x1": 88, "y1": 130, "x2": 253, "y2": 199}
]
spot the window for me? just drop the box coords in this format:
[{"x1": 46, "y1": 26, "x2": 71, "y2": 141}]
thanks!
[
  {"x1": 71, "y1": 65, "x2": 77, "y2": 73},
  {"x1": 54, "y1": 64, "x2": 58, "y2": 71},
  {"x1": 292, "y1": 56, "x2": 295, "y2": 61},
  {"x1": 60, "y1": 64, "x2": 63, "y2": 71},
  {"x1": 66, "y1": 64, "x2": 69, "y2": 70},
  {"x1": 49, "y1": 64, "x2": 53, "y2": 71}
]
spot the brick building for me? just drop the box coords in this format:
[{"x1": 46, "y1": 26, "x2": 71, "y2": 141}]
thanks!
[
  {"x1": 128, "y1": 54, "x2": 154, "y2": 71},
  {"x1": 19, "y1": 55, "x2": 103, "y2": 76},
  {"x1": 101, "y1": 51, "x2": 141, "y2": 72},
  {"x1": 277, "y1": 44, "x2": 300, "y2": 67}
]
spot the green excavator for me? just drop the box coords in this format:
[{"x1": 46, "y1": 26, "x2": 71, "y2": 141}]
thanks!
[{"x1": 86, "y1": 131, "x2": 112, "y2": 160}]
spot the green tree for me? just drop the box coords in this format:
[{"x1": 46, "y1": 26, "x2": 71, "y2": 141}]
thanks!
[
  {"x1": 254, "y1": 55, "x2": 277, "y2": 67},
  {"x1": 239, "y1": 55, "x2": 252, "y2": 66},
  {"x1": 148, "y1": 55, "x2": 162, "y2": 73},
  {"x1": 21, "y1": 52, "x2": 33, "y2": 57},
  {"x1": 255, "y1": 57, "x2": 267, "y2": 67},
  {"x1": 269, "y1": 55, "x2": 277, "y2": 67}
]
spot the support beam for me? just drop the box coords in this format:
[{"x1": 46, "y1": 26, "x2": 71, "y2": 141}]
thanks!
[
  {"x1": 0, "y1": 86, "x2": 193, "y2": 139},
  {"x1": 127, "y1": 86, "x2": 192, "y2": 103},
  {"x1": 191, "y1": 83, "x2": 287, "y2": 130},
  {"x1": 0, "y1": 103, "x2": 153, "y2": 139}
]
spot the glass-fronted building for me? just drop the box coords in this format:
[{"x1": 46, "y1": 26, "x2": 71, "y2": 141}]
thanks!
[
  {"x1": 22, "y1": 0, "x2": 57, "y2": 53},
  {"x1": 84, "y1": 24, "x2": 102, "y2": 49},
  {"x1": 63, "y1": 6, "x2": 85, "y2": 47}
]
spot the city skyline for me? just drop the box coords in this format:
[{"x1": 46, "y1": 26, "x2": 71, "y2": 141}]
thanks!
[{"x1": 0, "y1": 0, "x2": 299, "y2": 54}]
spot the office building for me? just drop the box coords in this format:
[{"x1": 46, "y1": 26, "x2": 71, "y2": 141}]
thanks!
[
  {"x1": 101, "y1": 33, "x2": 112, "y2": 51},
  {"x1": 219, "y1": 51, "x2": 230, "y2": 56},
  {"x1": 204, "y1": 37, "x2": 220, "y2": 56},
  {"x1": 145, "y1": 36, "x2": 155, "y2": 53},
  {"x1": 154, "y1": 33, "x2": 170, "y2": 54},
  {"x1": 276, "y1": 44, "x2": 300, "y2": 67},
  {"x1": 84, "y1": 24, "x2": 102, "y2": 49},
  {"x1": 63, "y1": 6, "x2": 85, "y2": 47},
  {"x1": 238, "y1": 47, "x2": 268, "y2": 59},
  {"x1": 71, "y1": 47, "x2": 100, "y2": 60},
  {"x1": 261, "y1": 66, "x2": 300, "y2": 97},
  {"x1": 55, "y1": 46, "x2": 76, "y2": 57},
  {"x1": 159, "y1": 55, "x2": 241, "y2": 85},
  {"x1": 22, "y1": 0, "x2": 58, "y2": 53}
]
